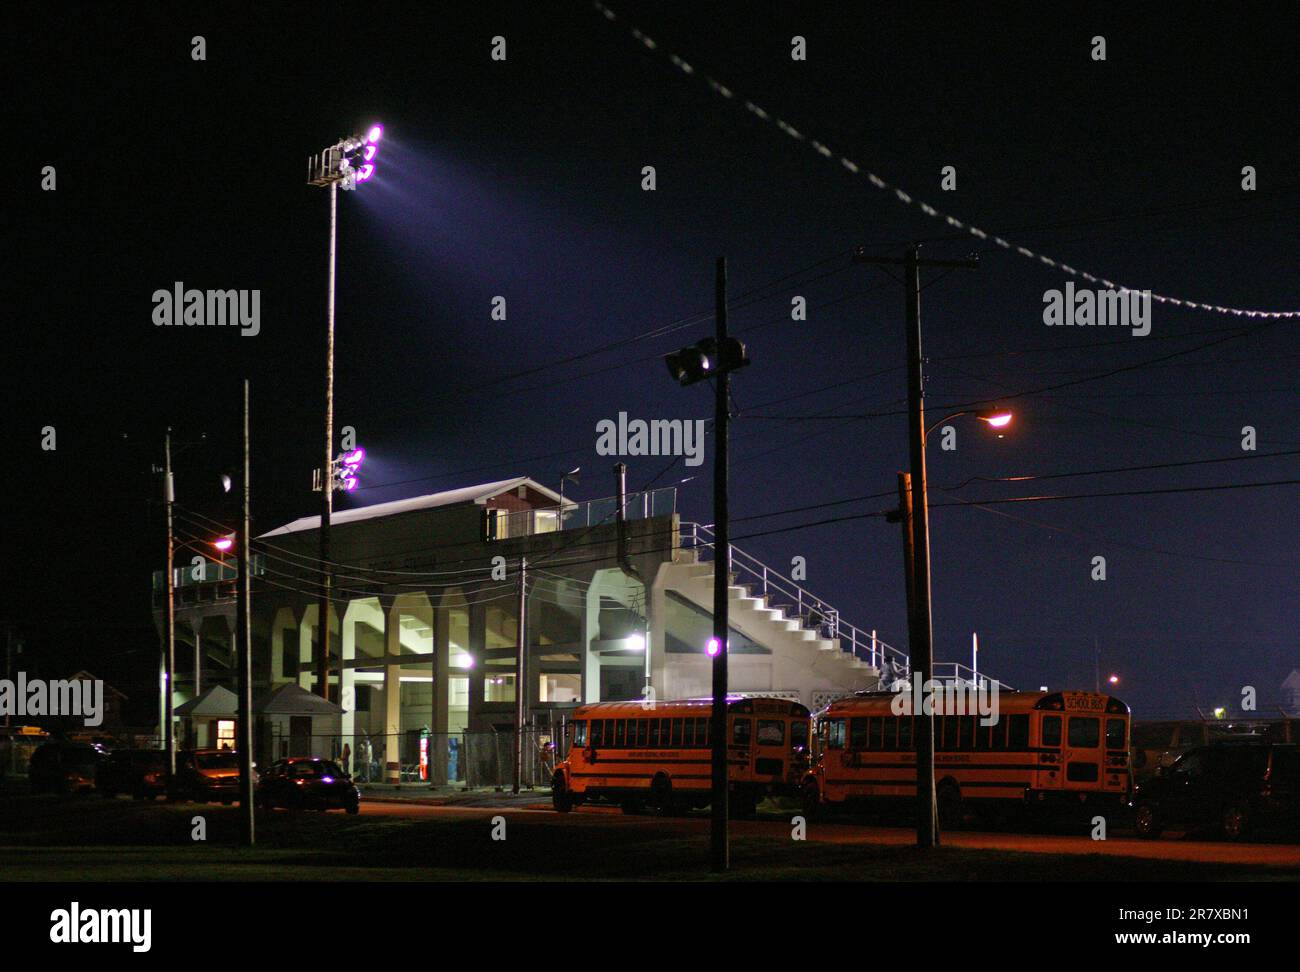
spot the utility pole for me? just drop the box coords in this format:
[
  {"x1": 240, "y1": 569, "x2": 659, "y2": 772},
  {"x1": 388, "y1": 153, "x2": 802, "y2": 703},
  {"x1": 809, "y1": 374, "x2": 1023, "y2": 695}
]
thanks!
[
  {"x1": 513, "y1": 556, "x2": 528, "y2": 794},
  {"x1": 856, "y1": 243, "x2": 978, "y2": 849},
  {"x1": 1094, "y1": 634, "x2": 1100, "y2": 694},
  {"x1": 318, "y1": 181, "x2": 337, "y2": 706},
  {"x1": 163, "y1": 430, "x2": 176, "y2": 776},
  {"x1": 237, "y1": 380, "x2": 256, "y2": 846},
  {"x1": 710, "y1": 255, "x2": 731, "y2": 872}
]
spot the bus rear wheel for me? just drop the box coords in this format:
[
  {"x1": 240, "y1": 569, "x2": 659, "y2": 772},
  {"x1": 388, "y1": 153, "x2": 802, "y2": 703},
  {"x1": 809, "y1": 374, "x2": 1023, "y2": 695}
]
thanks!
[
  {"x1": 650, "y1": 774, "x2": 674, "y2": 816},
  {"x1": 551, "y1": 773, "x2": 573, "y2": 813},
  {"x1": 800, "y1": 780, "x2": 821, "y2": 822}
]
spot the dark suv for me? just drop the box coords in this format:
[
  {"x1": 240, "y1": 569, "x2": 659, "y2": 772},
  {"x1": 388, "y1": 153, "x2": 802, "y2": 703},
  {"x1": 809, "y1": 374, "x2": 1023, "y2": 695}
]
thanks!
[
  {"x1": 1132, "y1": 741, "x2": 1299, "y2": 840},
  {"x1": 96, "y1": 749, "x2": 169, "y2": 800},
  {"x1": 168, "y1": 749, "x2": 242, "y2": 804},
  {"x1": 256, "y1": 757, "x2": 360, "y2": 813},
  {"x1": 28, "y1": 742, "x2": 106, "y2": 794}
]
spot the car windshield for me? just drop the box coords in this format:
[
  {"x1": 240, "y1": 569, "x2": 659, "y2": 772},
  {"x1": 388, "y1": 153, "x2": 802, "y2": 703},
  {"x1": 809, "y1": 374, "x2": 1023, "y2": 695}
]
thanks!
[{"x1": 196, "y1": 753, "x2": 239, "y2": 770}]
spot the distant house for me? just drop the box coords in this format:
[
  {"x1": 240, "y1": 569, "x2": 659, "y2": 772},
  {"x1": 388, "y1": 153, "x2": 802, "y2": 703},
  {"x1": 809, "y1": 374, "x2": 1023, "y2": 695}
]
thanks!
[
  {"x1": 1281, "y1": 670, "x2": 1300, "y2": 716},
  {"x1": 42, "y1": 671, "x2": 127, "y2": 734}
]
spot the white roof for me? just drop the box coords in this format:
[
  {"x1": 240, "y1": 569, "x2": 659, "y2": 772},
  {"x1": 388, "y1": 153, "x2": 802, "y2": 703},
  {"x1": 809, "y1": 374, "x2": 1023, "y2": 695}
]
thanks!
[{"x1": 259, "y1": 476, "x2": 562, "y2": 538}]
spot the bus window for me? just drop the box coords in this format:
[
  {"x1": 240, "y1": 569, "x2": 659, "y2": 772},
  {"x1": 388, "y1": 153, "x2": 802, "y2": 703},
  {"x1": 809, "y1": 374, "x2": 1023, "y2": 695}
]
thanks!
[
  {"x1": 571, "y1": 721, "x2": 587, "y2": 749},
  {"x1": 987, "y1": 719, "x2": 1005, "y2": 751},
  {"x1": 614, "y1": 720, "x2": 626, "y2": 748},
  {"x1": 882, "y1": 718, "x2": 898, "y2": 751},
  {"x1": 590, "y1": 720, "x2": 604, "y2": 747},
  {"x1": 698, "y1": 718, "x2": 710, "y2": 747},
  {"x1": 671, "y1": 718, "x2": 683, "y2": 746},
  {"x1": 1106, "y1": 718, "x2": 1127, "y2": 750},
  {"x1": 636, "y1": 719, "x2": 649, "y2": 748},
  {"x1": 757, "y1": 719, "x2": 784, "y2": 746},
  {"x1": 1008, "y1": 715, "x2": 1029, "y2": 750},
  {"x1": 1042, "y1": 715, "x2": 1062, "y2": 747},
  {"x1": 826, "y1": 717, "x2": 846, "y2": 750},
  {"x1": 791, "y1": 720, "x2": 809, "y2": 752},
  {"x1": 1069, "y1": 717, "x2": 1100, "y2": 748},
  {"x1": 958, "y1": 716, "x2": 975, "y2": 751},
  {"x1": 733, "y1": 718, "x2": 752, "y2": 746},
  {"x1": 869, "y1": 717, "x2": 883, "y2": 751},
  {"x1": 973, "y1": 719, "x2": 989, "y2": 750},
  {"x1": 648, "y1": 719, "x2": 660, "y2": 748},
  {"x1": 849, "y1": 718, "x2": 868, "y2": 750},
  {"x1": 898, "y1": 716, "x2": 913, "y2": 751}
]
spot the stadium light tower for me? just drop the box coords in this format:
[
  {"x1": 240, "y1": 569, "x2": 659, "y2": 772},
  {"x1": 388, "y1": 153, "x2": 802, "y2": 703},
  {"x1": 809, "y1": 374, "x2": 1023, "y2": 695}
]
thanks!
[{"x1": 305, "y1": 124, "x2": 382, "y2": 704}]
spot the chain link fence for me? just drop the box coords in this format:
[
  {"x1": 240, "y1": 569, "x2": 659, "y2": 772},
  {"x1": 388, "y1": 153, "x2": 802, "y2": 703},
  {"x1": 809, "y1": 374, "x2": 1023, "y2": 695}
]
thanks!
[{"x1": 269, "y1": 725, "x2": 572, "y2": 789}]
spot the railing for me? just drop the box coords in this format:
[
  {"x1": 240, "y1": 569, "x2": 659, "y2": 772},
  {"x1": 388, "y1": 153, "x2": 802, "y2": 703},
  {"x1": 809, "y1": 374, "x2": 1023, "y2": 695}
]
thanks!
[
  {"x1": 931, "y1": 662, "x2": 1014, "y2": 692},
  {"x1": 679, "y1": 523, "x2": 1011, "y2": 689},
  {"x1": 151, "y1": 554, "x2": 267, "y2": 591},
  {"x1": 490, "y1": 486, "x2": 677, "y2": 540},
  {"x1": 679, "y1": 522, "x2": 910, "y2": 675}
]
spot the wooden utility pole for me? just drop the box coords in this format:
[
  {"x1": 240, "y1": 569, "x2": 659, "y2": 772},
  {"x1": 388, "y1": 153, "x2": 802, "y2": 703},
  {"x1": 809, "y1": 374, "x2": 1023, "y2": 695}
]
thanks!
[
  {"x1": 237, "y1": 380, "x2": 256, "y2": 846},
  {"x1": 710, "y1": 255, "x2": 731, "y2": 872},
  {"x1": 856, "y1": 243, "x2": 978, "y2": 849},
  {"x1": 163, "y1": 431, "x2": 176, "y2": 776},
  {"x1": 513, "y1": 557, "x2": 528, "y2": 794}
]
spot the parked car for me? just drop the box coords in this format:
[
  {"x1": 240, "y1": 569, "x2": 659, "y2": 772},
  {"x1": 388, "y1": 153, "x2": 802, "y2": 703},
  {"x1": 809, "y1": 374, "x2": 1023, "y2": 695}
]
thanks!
[
  {"x1": 168, "y1": 749, "x2": 242, "y2": 804},
  {"x1": 28, "y1": 741, "x2": 106, "y2": 794},
  {"x1": 96, "y1": 748, "x2": 168, "y2": 800},
  {"x1": 1132, "y1": 741, "x2": 1300, "y2": 840},
  {"x1": 256, "y1": 757, "x2": 360, "y2": 814}
]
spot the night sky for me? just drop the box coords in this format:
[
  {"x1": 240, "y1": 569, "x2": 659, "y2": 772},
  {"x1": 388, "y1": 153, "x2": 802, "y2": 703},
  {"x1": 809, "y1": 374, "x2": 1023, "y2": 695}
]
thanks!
[{"x1": 11, "y1": 2, "x2": 1299, "y2": 722}]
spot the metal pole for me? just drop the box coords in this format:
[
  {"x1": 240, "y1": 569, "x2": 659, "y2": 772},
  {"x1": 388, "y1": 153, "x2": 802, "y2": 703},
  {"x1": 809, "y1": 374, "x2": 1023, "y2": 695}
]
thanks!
[
  {"x1": 711, "y1": 256, "x2": 730, "y2": 872},
  {"x1": 163, "y1": 431, "x2": 176, "y2": 775},
  {"x1": 513, "y1": 557, "x2": 528, "y2": 794},
  {"x1": 904, "y1": 244, "x2": 938, "y2": 849},
  {"x1": 318, "y1": 181, "x2": 337, "y2": 703},
  {"x1": 237, "y1": 379, "x2": 255, "y2": 846},
  {"x1": 895, "y1": 472, "x2": 915, "y2": 693}
]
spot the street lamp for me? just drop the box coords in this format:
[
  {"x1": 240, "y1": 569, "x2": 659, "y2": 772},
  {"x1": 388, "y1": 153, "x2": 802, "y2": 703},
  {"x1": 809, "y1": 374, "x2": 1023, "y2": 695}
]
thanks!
[
  {"x1": 305, "y1": 123, "x2": 383, "y2": 704},
  {"x1": 664, "y1": 258, "x2": 750, "y2": 873}
]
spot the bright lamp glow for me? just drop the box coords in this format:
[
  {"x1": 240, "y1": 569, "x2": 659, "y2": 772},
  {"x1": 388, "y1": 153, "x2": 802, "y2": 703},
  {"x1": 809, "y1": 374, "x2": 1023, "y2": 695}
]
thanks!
[
  {"x1": 625, "y1": 633, "x2": 646, "y2": 652},
  {"x1": 982, "y1": 411, "x2": 1013, "y2": 428},
  {"x1": 341, "y1": 448, "x2": 365, "y2": 467},
  {"x1": 1107, "y1": 674, "x2": 1120, "y2": 685},
  {"x1": 367, "y1": 125, "x2": 383, "y2": 143},
  {"x1": 357, "y1": 164, "x2": 375, "y2": 181},
  {"x1": 213, "y1": 536, "x2": 233, "y2": 552},
  {"x1": 363, "y1": 144, "x2": 377, "y2": 161},
  {"x1": 706, "y1": 637, "x2": 720, "y2": 656}
]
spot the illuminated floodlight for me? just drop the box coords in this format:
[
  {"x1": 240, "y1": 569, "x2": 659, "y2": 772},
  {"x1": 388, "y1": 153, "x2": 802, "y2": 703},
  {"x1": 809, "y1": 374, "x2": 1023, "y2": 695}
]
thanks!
[
  {"x1": 340, "y1": 474, "x2": 358, "y2": 492},
  {"x1": 341, "y1": 448, "x2": 365, "y2": 467},
  {"x1": 357, "y1": 164, "x2": 374, "y2": 182},
  {"x1": 625, "y1": 633, "x2": 646, "y2": 652},
  {"x1": 706, "y1": 637, "x2": 720, "y2": 656},
  {"x1": 363, "y1": 144, "x2": 377, "y2": 161},
  {"x1": 367, "y1": 125, "x2": 383, "y2": 143},
  {"x1": 213, "y1": 536, "x2": 234, "y2": 552},
  {"x1": 1107, "y1": 673, "x2": 1120, "y2": 685}
]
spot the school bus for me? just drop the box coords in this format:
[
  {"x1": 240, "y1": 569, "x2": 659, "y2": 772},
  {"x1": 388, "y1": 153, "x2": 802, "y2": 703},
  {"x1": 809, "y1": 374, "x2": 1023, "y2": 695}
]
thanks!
[
  {"x1": 552, "y1": 697, "x2": 812, "y2": 815},
  {"x1": 802, "y1": 690, "x2": 1132, "y2": 823}
]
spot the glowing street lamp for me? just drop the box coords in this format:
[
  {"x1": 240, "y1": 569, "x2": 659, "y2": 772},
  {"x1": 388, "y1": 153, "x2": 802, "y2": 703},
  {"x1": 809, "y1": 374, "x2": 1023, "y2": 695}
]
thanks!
[
  {"x1": 212, "y1": 535, "x2": 234, "y2": 553},
  {"x1": 1107, "y1": 673, "x2": 1120, "y2": 686}
]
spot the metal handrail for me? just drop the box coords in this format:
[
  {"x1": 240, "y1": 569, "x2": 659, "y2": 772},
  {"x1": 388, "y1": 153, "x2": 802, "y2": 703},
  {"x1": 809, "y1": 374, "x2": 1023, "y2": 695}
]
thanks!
[
  {"x1": 680, "y1": 522, "x2": 1009, "y2": 688},
  {"x1": 680, "y1": 522, "x2": 910, "y2": 673}
]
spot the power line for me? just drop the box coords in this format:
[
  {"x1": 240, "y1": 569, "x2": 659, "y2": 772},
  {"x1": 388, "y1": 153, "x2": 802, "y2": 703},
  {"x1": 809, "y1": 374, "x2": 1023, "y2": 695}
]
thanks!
[{"x1": 590, "y1": 2, "x2": 1300, "y2": 320}]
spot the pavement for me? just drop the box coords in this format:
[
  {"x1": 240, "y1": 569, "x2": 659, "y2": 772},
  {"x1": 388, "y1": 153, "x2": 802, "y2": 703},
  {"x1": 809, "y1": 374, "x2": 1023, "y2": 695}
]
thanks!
[{"x1": 356, "y1": 783, "x2": 550, "y2": 808}]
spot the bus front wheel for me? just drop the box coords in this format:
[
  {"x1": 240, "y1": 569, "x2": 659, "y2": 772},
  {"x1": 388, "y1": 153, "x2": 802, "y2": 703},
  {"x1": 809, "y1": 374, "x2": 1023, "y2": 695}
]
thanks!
[
  {"x1": 937, "y1": 781, "x2": 963, "y2": 829},
  {"x1": 551, "y1": 773, "x2": 573, "y2": 813},
  {"x1": 650, "y1": 774, "x2": 674, "y2": 816}
]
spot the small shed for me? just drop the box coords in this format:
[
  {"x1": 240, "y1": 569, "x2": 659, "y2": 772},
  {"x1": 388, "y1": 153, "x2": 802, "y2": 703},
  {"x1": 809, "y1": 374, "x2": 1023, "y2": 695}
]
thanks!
[
  {"x1": 175, "y1": 685, "x2": 239, "y2": 750},
  {"x1": 254, "y1": 683, "x2": 344, "y2": 762}
]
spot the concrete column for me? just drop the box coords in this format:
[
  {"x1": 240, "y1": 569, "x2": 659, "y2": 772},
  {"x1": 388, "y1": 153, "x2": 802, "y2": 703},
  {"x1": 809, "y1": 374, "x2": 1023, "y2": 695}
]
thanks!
[
  {"x1": 383, "y1": 596, "x2": 402, "y2": 785},
  {"x1": 431, "y1": 597, "x2": 451, "y2": 785},
  {"x1": 191, "y1": 620, "x2": 203, "y2": 698},
  {"x1": 647, "y1": 562, "x2": 669, "y2": 702},
  {"x1": 468, "y1": 597, "x2": 487, "y2": 722},
  {"x1": 583, "y1": 575, "x2": 602, "y2": 703}
]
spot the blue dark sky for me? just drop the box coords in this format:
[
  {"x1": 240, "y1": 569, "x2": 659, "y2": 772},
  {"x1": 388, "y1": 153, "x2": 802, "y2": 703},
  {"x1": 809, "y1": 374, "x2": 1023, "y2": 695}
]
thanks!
[{"x1": 11, "y1": 1, "x2": 1299, "y2": 720}]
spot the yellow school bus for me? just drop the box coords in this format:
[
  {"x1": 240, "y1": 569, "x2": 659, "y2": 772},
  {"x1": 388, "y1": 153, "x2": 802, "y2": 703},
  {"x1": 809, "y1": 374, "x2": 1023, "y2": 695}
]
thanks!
[
  {"x1": 552, "y1": 696, "x2": 812, "y2": 815},
  {"x1": 802, "y1": 690, "x2": 1132, "y2": 823}
]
